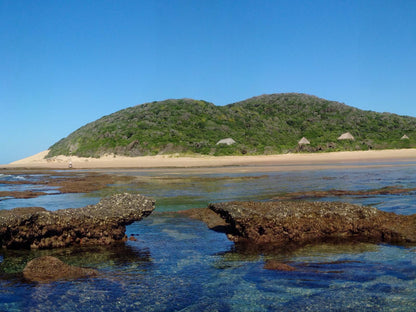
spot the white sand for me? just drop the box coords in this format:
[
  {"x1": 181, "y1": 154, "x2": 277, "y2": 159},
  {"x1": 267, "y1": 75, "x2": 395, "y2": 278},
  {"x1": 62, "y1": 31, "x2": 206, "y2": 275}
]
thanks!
[{"x1": 3, "y1": 149, "x2": 416, "y2": 170}]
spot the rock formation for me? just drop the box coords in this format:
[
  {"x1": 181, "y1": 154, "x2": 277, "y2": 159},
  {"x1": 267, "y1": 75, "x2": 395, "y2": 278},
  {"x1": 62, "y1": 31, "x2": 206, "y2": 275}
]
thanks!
[
  {"x1": 208, "y1": 201, "x2": 416, "y2": 246},
  {"x1": 0, "y1": 193, "x2": 155, "y2": 249},
  {"x1": 23, "y1": 256, "x2": 98, "y2": 283}
]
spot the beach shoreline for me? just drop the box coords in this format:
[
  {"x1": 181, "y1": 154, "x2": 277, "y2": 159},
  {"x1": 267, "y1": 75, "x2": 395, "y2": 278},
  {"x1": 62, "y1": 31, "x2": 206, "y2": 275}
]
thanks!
[{"x1": 2, "y1": 149, "x2": 416, "y2": 170}]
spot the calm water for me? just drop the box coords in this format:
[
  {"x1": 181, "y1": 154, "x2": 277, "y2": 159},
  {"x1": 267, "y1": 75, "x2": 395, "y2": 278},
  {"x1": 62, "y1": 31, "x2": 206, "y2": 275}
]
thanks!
[{"x1": 1, "y1": 163, "x2": 416, "y2": 311}]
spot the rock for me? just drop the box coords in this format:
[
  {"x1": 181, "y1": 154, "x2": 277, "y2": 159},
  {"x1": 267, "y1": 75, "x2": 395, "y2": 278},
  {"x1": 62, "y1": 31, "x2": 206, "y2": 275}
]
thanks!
[
  {"x1": 208, "y1": 201, "x2": 416, "y2": 246},
  {"x1": 273, "y1": 186, "x2": 416, "y2": 200},
  {"x1": 0, "y1": 193, "x2": 155, "y2": 249},
  {"x1": 264, "y1": 260, "x2": 297, "y2": 271},
  {"x1": 23, "y1": 256, "x2": 97, "y2": 283},
  {"x1": 0, "y1": 190, "x2": 49, "y2": 199},
  {"x1": 0, "y1": 207, "x2": 46, "y2": 217},
  {"x1": 178, "y1": 207, "x2": 231, "y2": 232}
]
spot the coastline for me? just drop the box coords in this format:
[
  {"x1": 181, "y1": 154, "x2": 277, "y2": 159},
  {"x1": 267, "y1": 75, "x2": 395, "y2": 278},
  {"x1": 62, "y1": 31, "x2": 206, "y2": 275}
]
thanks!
[{"x1": 2, "y1": 148, "x2": 416, "y2": 170}]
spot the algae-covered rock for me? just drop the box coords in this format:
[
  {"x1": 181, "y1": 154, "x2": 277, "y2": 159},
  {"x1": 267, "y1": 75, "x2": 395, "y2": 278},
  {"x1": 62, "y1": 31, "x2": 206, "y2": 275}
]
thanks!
[{"x1": 23, "y1": 256, "x2": 97, "y2": 282}]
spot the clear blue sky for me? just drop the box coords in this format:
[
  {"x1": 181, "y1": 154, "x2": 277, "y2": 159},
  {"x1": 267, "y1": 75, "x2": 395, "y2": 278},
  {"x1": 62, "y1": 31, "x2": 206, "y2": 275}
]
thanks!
[{"x1": 1, "y1": 0, "x2": 415, "y2": 164}]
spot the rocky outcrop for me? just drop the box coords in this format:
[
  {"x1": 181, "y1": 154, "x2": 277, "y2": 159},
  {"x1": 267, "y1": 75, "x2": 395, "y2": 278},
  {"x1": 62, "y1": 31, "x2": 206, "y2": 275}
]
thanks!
[
  {"x1": 23, "y1": 256, "x2": 97, "y2": 283},
  {"x1": 208, "y1": 201, "x2": 416, "y2": 246},
  {"x1": 0, "y1": 193, "x2": 155, "y2": 249}
]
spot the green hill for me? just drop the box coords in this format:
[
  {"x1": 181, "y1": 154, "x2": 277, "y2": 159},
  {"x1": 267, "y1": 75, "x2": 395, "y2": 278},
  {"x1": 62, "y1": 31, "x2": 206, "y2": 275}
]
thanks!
[{"x1": 47, "y1": 93, "x2": 416, "y2": 157}]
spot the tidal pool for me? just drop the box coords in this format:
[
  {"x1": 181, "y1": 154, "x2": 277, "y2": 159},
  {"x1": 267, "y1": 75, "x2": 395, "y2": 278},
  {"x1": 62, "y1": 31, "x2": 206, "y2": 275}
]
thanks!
[{"x1": 1, "y1": 163, "x2": 416, "y2": 311}]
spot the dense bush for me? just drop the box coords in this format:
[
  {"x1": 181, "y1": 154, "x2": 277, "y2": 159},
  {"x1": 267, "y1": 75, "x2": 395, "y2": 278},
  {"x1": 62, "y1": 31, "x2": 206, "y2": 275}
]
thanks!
[{"x1": 47, "y1": 94, "x2": 416, "y2": 158}]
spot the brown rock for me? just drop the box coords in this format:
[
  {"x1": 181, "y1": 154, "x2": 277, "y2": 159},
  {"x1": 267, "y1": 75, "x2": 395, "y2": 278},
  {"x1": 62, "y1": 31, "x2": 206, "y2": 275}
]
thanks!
[
  {"x1": 264, "y1": 260, "x2": 297, "y2": 271},
  {"x1": 208, "y1": 201, "x2": 416, "y2": 246},
  {"x1": 178, "y1": 207, "x2": 231, "y2": 232},
  {"x1": 0, "y1": 172, "x2": 135, "y2": 197},
  {"x1": 0, "y1": 191, "x2": 48, "y2": 199},
  {"x1": 0, "y1": 193, "x2": 155, "y2": 249},
  {"x1": 23, "y1": 256, "x2": 97, "y2": 283}
]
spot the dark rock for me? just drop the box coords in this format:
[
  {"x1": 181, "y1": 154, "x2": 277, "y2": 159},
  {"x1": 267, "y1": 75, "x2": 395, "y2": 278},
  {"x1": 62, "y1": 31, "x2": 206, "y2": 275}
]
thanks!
[
  {"x1": 23, "y1": 256, "x2": 97, "y2": 283},
  {"x1": 264, "y1": 260, "x2": 297, "y2": 271},
  {"x1": 0, "y1": 193, "x2": 155, "y2": 249},
  {"x1": 178, "y1": 207, "x2": 231, "y2": 233},
  {"x1": 208, "y1": 201, "x2": 416, "y2": 246}
]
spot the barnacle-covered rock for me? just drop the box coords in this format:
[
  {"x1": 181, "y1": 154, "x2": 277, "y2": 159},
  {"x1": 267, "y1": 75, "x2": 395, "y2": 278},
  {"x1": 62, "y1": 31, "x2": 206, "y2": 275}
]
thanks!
[
  {"x1": 0, "y1": 193, "x2": 155, "y2": 249},
  {"x1": 208, "y1": 201, "x2": 416, "y2": 246}
]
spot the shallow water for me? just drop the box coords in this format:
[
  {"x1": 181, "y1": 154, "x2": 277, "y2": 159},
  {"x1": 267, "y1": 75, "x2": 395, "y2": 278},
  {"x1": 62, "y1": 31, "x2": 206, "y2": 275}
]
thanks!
[{"x1": 1, "y1": 163, "x2": 416, "y2": 311}]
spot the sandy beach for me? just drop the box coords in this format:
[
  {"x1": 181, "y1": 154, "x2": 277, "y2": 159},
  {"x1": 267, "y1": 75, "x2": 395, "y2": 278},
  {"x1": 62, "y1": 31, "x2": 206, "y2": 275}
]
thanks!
[{"x1": 2, "y1": 149, "x2": 416, "y2": 170}]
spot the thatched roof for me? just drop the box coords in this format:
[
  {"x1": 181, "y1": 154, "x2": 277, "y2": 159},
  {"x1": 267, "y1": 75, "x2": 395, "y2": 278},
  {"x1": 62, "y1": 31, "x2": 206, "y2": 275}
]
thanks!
[
  {"x1": 298, "y1": 137, "x2": 310, "y2": 145},
  {"x1": 338, "y1": 132, "x2": 355, "y2": 140},
  {"x1": 401, "y1": 134, "x2": 409, "y2": 140},
  {"x1": 216, "y1": 138, "x2": 236, "y2": 145}
]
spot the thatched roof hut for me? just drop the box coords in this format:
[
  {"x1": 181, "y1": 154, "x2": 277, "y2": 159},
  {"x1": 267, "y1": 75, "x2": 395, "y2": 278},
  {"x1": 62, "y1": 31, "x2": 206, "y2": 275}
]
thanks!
[
  {"x1": 298, "y1": 137, "x2": 310, "y2": 145},
  {"x1": 401, "y1": 134, "x2": 409, "y2": 140},
  {"x1": 216, "y1": 138, "x2": 236, "y2": 145},
  {"x1": 338, "y1": 132, "x2": 355, "y2": 140}
]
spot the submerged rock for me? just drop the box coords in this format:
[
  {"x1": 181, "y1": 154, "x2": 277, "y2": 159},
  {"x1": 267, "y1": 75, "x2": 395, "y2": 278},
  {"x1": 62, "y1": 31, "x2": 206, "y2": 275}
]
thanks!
[
  {"x1": 178, "y1": 207, "x2": 230, "y2": 232},
  {"x1": 208, "y1": 201, "x2": 416, "y2": 246},
  {"x1": 23, "y1": 256, "x2": 97, "y2": 283},
  {"x1": 0, "y1": 193, "x2": 155, "y2": 249},
  {"x1": 264, "y1": 260, "x2": 297, "y2": 271}
]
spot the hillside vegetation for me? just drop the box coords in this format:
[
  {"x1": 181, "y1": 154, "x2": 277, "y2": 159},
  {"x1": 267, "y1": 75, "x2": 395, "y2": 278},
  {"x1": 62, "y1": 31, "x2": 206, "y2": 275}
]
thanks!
[{"x1": 47, "y1": 93, "x2": 416, "y2": 157}]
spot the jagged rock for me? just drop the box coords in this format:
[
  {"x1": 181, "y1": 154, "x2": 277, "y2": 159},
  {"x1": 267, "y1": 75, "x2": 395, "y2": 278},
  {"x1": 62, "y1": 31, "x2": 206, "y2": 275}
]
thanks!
[
  {"x1": 23, "y1": 256, "x2": 97, "y2": 282},
  {"x1": 0, "y1": 193, "x2": 155, "y2": 249},
  {"x1": 208, "y1": 201, "x2": 416, "y2": 246}
]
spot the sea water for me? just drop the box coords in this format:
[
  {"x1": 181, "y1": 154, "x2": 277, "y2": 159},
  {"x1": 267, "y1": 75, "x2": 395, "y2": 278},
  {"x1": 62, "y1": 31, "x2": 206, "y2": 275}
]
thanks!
[{"x1": 1, "y1": 163, "x2": 416, "y2": 311}]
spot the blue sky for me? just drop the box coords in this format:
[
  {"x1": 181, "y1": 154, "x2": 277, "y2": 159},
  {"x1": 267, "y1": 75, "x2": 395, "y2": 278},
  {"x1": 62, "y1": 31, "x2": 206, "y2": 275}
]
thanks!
[{"x1": 1, "y1": 0, "x2": 415, "y2": 164}]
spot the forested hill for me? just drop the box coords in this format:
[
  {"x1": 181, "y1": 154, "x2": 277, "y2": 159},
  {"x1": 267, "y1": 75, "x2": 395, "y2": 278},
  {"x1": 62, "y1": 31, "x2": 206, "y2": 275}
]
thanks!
[{"x1": 47, "y1": 93, "x2": 416, "y2": 157}]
